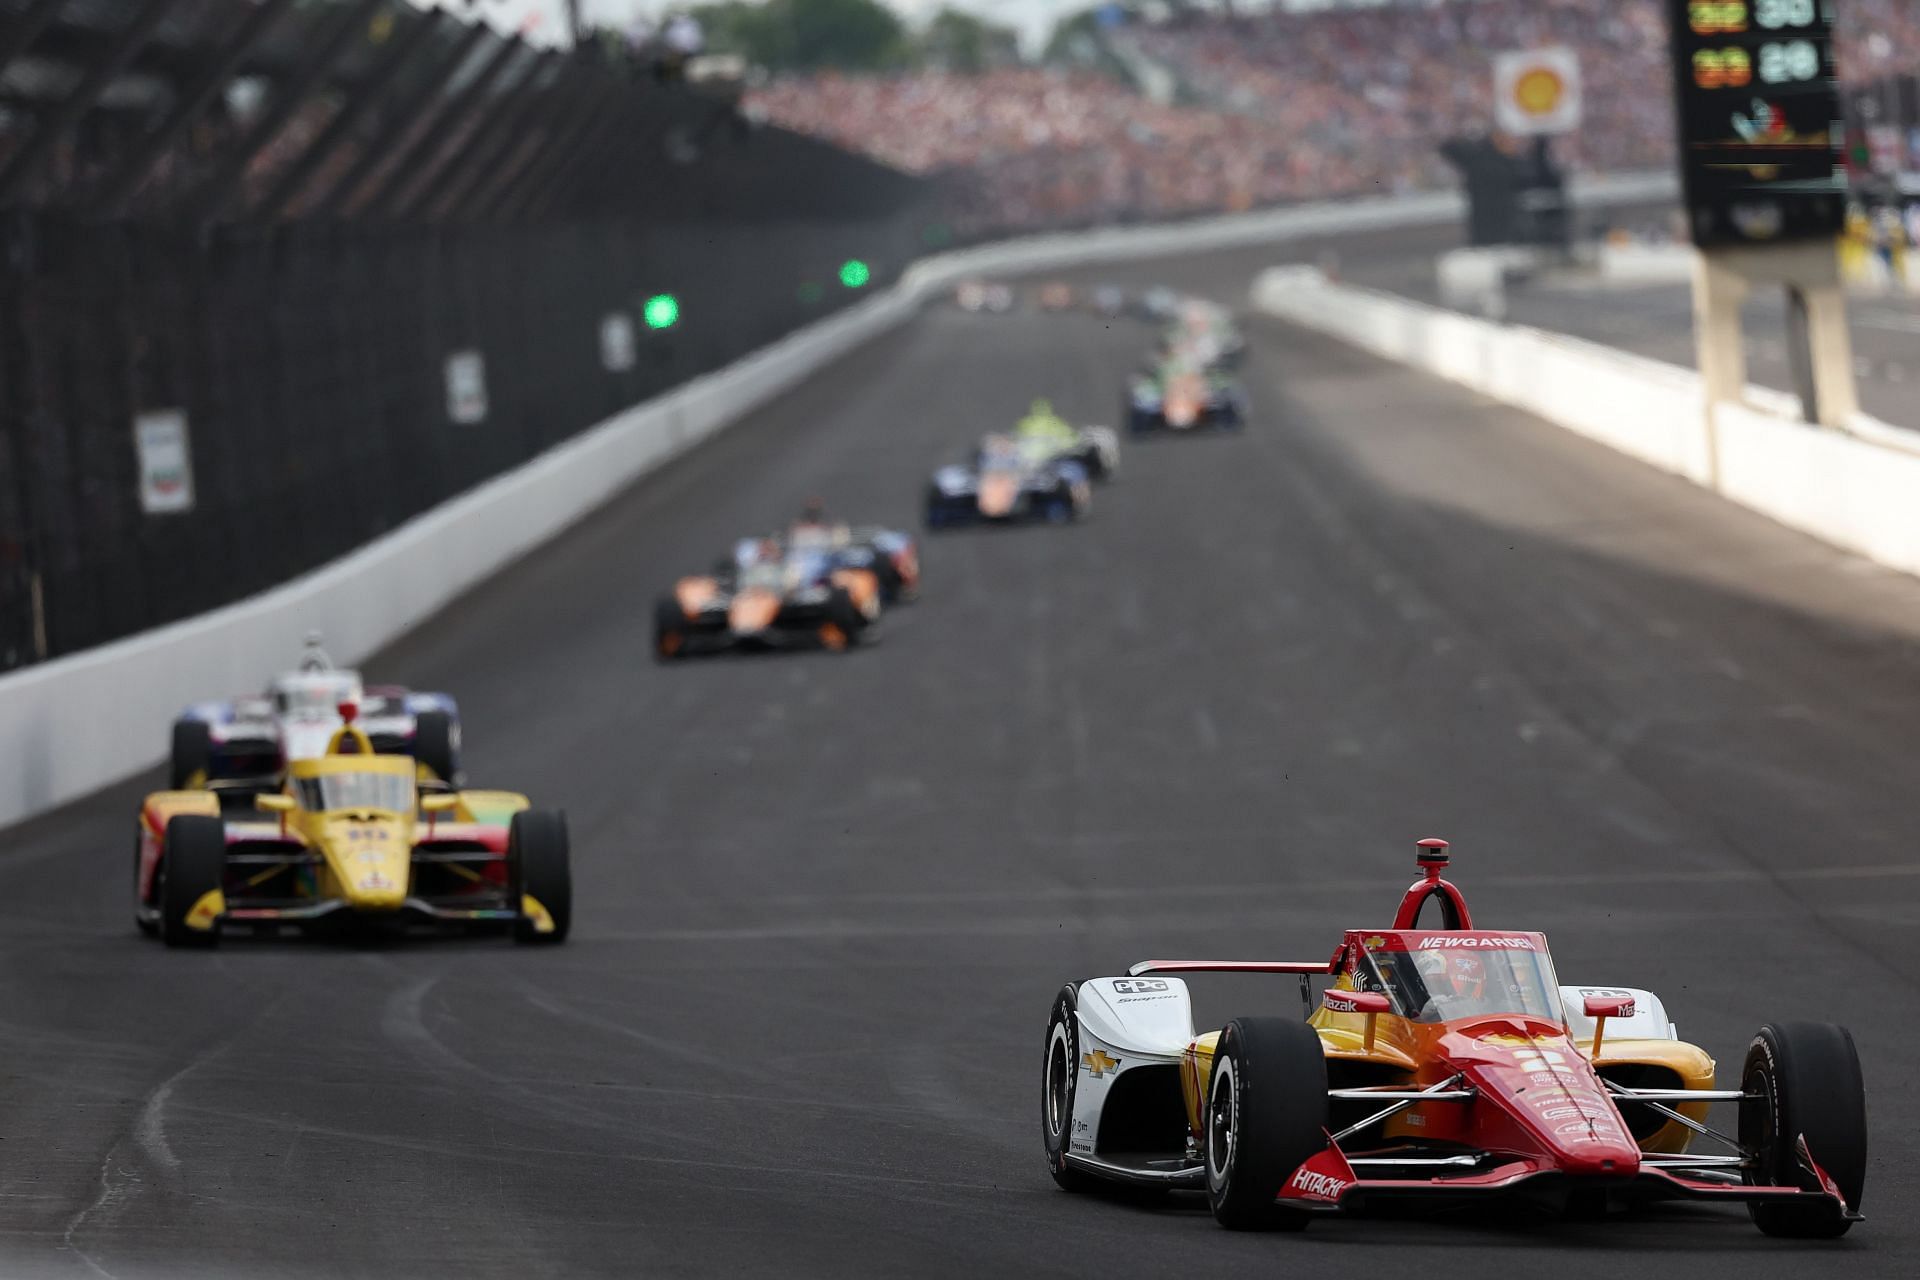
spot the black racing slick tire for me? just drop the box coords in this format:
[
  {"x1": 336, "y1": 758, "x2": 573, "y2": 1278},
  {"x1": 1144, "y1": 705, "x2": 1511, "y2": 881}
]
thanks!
[
  {"x1": 1741, "y1": 1022, "x2": 1867, "y2": 1238},
  {"x1": 1042, "y1": 984, "x2": 1099, "y2": 1192},
  {"x1": 170, "y1": 719, "x2": 212, "y2": 790},
  {"x1": 159, "y1": 815, "x2": 226, "y2": 949},
  {"x1": 1205, "y1": 1017, "x2": 1327, "y2": 1231},
  {"x1": 924, "y1": 486, "x2": 952, "y2": 531},
  {"x1": 510, "y1": 810, "x2": 572, "y2": 945},
  {"x1": 412, "y1": 710, "x2": 459, "y2": 786},
  {"x1": 653, "y1": 597, "x2": 689, "y2": 662},
  {"x1": 820, "y1": 588, "x2": 865, "y2": 653}
]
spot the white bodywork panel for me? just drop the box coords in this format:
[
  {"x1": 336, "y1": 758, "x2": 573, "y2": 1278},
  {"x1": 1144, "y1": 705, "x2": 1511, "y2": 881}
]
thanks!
[
  {"x1": 1077, "y1": 976, "x2": 1195, "y2": 1057},
  {"x1": 1080, "y1": 426, "x2": 1121, "y2": 474},
  {"x1": 1560, "y1": 985, "x2": 1679, "y2": 1042},
  {"x1": 1068, "y1": 977, "x2": 1196, "y2": 1161}
]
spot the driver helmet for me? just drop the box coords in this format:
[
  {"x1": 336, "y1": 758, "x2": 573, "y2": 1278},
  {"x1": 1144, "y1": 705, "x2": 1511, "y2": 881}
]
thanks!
[
  {"x1": 1444, "y1": 953, "x2": 1487, "y2": 1000},
  {"x1": 299, "y1": 630, "x2": 334, "y2": 672}
]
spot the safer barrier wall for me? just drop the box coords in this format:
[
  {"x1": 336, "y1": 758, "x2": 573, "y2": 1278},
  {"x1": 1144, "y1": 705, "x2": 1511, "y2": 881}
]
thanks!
[
  {"x1": 1250, "y1": 265, "x2": 1920, "y2": 582},
  {"x1": 0, "y1": 171, "x2": 1675, "y2": 830}
]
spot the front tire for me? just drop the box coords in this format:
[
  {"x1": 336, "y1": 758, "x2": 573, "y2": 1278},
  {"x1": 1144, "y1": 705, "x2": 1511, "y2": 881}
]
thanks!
[
  {"x1": 170, "y1": 719, "x2": 212, "y2": 790},
  {"x1": 1042, "y1": 984, "x2": 1099, "y2": 1191},
  {"x1": 818, "y1": 588, "x2": 865, "y2": 652},
  {"x1": 159, "y1": 815, "x2": 226, "y2": 949},
  {"x1": 412, "y1": 710, "x2": 459, "y2": 786},
  {"x1": 653, "y1": 597, "x2": 688, "y2": 662},
  {"x1": 1205, "y1": 1017, "x2": 1327, "y2": 1230},
  {"x1": 1741, "y1": 1022, "x2": 1867, "y2": 1238},
  {"x1": 510, "y1": 810, "x2": 572, "y2": 945},
  {"x1": 924, "y1": 486, "x2": 952, "y2": 531}
]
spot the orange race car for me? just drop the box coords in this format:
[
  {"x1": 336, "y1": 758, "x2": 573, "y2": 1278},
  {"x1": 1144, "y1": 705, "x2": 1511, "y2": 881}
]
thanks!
[{"x1": 654, "y1": 534, "x2": 884, "y2": 659}]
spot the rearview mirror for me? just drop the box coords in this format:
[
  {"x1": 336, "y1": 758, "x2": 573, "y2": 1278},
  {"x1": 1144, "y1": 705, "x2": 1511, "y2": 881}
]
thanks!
[
  {"x1": 257, "y1": 794, "x2": 294, "y2": 813},
  {"x1": 1323, "y1": 989, "x2": 1391, "y2": 1016},
  {"x1": 1583, "y1": 993, "x2": 1634, "y2": 1056},
  {"x1": 1583, "y1": 994, "x2": 1635, "y2": 1020},
  {"x1": 420, "y1": 794, "x2": 459, "y2": 814},
  {"x1": 1324, "y1": 988, "x2": 1391, "y2": 1052}
]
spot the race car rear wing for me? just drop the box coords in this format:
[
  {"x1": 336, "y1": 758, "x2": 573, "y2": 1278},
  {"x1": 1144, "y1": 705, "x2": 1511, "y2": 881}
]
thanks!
[{"x1": 1128, "y1": 960, "x2": 1335, "y2": 977}]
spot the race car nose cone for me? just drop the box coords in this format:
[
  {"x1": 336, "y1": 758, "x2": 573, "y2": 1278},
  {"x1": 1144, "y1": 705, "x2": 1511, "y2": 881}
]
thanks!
[
  {"x1": 1551, "y1": 1133, "x2": 1642, "y2": 1178},
  {"x1": 729, "y1": 590, "x2": 781, "y2": 635},
  {"x1": 978, "y1": 473, "x2": 1020, "y2": 517}
]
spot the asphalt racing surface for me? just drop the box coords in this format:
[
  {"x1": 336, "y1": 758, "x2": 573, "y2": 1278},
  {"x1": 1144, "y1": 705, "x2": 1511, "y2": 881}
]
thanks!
[{"x1": 3, "y1": 232, "x2": 1920, "y2": 1278}]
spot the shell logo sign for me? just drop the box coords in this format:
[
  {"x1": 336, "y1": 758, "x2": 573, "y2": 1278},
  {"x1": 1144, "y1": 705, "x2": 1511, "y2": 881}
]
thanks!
[{"x1": 1494, "y1": 47, "x2": 1583, "y2": 137}]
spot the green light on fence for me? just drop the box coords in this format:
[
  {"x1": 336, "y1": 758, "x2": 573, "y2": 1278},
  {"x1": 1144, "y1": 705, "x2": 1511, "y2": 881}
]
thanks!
[
  {"x1": 643, "y1": 294, "x2": 680, "y2": 329},
  {"x1": 838, "y1": 260, "x2": 871, "y2": 289}
]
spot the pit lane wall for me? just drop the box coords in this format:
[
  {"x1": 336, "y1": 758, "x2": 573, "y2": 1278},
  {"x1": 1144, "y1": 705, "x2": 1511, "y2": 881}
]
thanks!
[
  {"x1": 0, "y1": 172, "x2": 1674, "y2": 831},
  {"x1": 1250, "y1": 266, "x2": 1920, "y2": 580}
]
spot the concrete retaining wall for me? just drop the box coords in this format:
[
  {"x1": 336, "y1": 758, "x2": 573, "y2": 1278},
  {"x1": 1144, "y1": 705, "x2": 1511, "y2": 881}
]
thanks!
[{"x1": 1251, "y1": 265, "x2": 1920, "y2": 585}]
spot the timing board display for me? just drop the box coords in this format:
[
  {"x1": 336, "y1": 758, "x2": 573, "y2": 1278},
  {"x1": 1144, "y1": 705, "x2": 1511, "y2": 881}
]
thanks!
[{"x1": 1668, "y1": 0, "x2": 1846, "y2": 246}]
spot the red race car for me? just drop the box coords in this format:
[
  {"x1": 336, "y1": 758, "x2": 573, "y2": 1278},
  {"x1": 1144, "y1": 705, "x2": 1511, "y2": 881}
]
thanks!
[{"x1": 1041, "y1": 839, "x2": 1866, "y2": 1237}]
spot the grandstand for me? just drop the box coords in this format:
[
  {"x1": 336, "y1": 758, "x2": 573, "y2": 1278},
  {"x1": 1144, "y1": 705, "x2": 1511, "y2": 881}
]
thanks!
[{"x1": 750, "y1": 0, "x2": 1920, "y2": 232}]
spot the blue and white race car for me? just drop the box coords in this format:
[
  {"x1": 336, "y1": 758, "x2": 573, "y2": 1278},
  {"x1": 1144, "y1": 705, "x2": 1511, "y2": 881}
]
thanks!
[
  {"x1": 925, "y1": 434, "x2": 1095, "y2": 528},
  {"x1": 169, "y1": 635, "x2": 461, "y2": 793}
]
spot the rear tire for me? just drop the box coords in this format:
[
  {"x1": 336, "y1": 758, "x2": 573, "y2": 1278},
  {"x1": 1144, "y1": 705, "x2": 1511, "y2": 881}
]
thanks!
[
  {"x1": 159, "y1": 815, "x2": 225, "y2": 949},
  {"x1": 653, "y1": 597, "x2": 688, "y2": 662},
  {"x1": 170, "y1": 719, "x2": 211, "y2": 790},
  {"x1": 819, "y1": 588, "x2": 865, "y2": 652},
  {"x1": 1741, "y1": 1022, "x2": 1866, "y2": 1238},
  {"x1": 1045, "y1": 484, "x2": 1079, "y2": 524},
  {"x1": 1205, "y1": 1017, "x2": 1327, "y2": 1230},
  {"x1": 510, "y1": 810, "x2": 572, "y2": 945},
  {"x1": 1042, "y1": 984, "x2": 1100, "y2": 1192},
  {"x1": 412, "y1": 710, "x2": 459, "y2": 786}
]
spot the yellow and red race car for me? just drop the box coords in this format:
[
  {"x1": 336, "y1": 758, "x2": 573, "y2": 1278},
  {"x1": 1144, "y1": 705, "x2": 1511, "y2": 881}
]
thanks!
[
  {"x1": 1042, "y1": 839, "x2": 1867, "y2": 1238},
  {"x1": 134, "y1": 704, "x2": 570, "y2": 947}
]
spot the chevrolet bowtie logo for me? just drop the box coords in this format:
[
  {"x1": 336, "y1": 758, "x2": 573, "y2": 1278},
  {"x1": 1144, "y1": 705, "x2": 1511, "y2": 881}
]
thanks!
[{"x1": 1082, "y1": 1049, "x2": 1120, "y2": 1078}]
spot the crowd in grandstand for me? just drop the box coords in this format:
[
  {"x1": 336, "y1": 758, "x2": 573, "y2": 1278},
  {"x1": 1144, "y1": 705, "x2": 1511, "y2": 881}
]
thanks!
[
  {"x1": 749, "y1": 0, "x2": 1920, "y2": 235},
  {"x1": 748, "y1": 69, "x2": 1307, "y2": 233}
]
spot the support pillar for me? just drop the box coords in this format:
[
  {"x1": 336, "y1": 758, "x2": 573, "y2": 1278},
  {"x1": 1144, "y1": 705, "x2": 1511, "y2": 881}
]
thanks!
[{"x1": 1690, "y1": 239, "x2": 1859, "y2": 482}]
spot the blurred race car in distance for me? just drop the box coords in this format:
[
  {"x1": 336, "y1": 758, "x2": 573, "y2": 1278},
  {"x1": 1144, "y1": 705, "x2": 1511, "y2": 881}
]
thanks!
[
  {"x1": 1043, "y1": 838, "x2": 1868, "y2": 1238},
  {"x1": 1127, "y1": 360, "x2": 1245, "y2": 433},
  {"x1": 170, "y1": 635, "x2": 460, "y2": 794},
  {"x1": 137, "y1": 705, "x2": 567, "y2": 948},
  {"x1": 655, "y1": 536, "x2": 880, "y2": 658},
  {"x1": 1139, "y1": 286, "x2": 1182, "y2": 320},
  {"x1": 1004, "y1": 399, "x2": 1119, "y2": 481},
  {"x1": 789, "y1": 504, "x2": 921, "y2": 604},
  {"x1": 926, "y1": 433, "x2": 1093, "y2": 528},
  {"x1": 1160, "y1": 297, "x2": 1246, "y2": 369},
  {"x1": 1088, "y1": 286, "x2": 1127, "y2": 319},
  {"x1": 955, "y1": 280, "x2": 1015, "y2": 313}
]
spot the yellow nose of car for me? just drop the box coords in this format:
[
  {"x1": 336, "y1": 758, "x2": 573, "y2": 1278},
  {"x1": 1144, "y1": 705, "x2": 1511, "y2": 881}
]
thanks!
[{"x1": 323, "y1": 820, "x2": 411, "y2": 912}]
